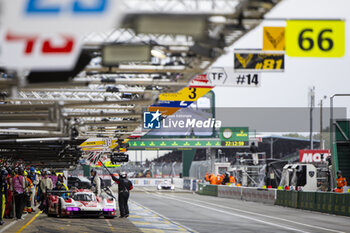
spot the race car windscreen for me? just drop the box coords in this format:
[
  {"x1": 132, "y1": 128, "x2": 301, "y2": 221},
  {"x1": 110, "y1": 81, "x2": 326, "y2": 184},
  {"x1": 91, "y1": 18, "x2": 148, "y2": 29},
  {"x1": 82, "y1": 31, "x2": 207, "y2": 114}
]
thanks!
[{"x1": 73, "y1": 193, "x2": 96, "y2": 202}]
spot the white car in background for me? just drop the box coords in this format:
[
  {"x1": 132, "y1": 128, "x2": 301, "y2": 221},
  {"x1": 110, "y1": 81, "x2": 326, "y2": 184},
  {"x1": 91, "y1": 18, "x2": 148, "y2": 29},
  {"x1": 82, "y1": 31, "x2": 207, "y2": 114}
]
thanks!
[{"x1": 157, "y1": 180, "x2": 175, "y2": 190}]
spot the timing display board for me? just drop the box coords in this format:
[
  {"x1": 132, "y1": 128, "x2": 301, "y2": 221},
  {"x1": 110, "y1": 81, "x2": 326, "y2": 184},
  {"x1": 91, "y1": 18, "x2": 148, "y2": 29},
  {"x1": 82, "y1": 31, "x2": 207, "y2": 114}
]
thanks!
[{"x1": 129, "y1": 139, "x2": 250, "y2": 149}]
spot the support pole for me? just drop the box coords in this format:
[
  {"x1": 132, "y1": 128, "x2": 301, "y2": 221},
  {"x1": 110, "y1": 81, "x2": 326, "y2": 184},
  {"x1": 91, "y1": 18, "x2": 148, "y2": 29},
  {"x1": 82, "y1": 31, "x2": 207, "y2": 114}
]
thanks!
[
  {"x1": 210, "y1": 148, "x2": 216, "y2": 174},
  {"x1": 182, "y1": 149, "x2": 196, "y2": 177}
]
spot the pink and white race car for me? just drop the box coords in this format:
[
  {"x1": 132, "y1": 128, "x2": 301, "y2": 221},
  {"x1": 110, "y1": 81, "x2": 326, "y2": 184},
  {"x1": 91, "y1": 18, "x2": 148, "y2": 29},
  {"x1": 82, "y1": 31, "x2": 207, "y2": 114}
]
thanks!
[{"x1": 47, "y1": 189, "x2": 117, "y2": 218}]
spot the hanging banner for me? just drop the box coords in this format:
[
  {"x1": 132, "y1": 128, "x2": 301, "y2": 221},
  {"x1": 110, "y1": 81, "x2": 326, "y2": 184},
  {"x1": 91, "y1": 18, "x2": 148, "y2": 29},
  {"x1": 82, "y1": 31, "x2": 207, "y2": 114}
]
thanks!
[
  {"x1": 79, "y1": 138, "x2": 129, "y2": 152},
  {"x1": 299, "y1": 150, "x2": 331, "y2": 163},
  {"x1": 159, "y1": 87, "x2": 213, "y2": 102},
  {"x1": 1, "y1": 0, "x2": 123, "y2": 34},
  {"x1": 0, "y1": 31, "x2": 82, "y2": 70},
  {"x1": 190, "y1": 69, "x2": 261, "y2": 87},
  {"x1": 0, "y1": 0, "x2": 124, "y2": 70},
  {"x1": 234, "y1": 51, "x2": 285, "y2": 72}
]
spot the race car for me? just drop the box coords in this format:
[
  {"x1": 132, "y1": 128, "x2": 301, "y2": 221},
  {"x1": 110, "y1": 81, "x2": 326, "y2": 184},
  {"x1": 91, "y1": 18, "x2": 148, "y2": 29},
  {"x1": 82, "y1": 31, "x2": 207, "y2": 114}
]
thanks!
[
  {"x1": 157, "y1": 180, "x2": 175, "y2": 190},
  {"x1": 47, "y1": 189, "x2": 117, "y2": 218}
]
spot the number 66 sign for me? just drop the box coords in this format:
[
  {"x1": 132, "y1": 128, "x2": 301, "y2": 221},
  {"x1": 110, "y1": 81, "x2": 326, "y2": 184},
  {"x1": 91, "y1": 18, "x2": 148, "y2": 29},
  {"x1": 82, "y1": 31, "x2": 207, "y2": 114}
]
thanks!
[{"x1": 286, "y1": 20, "x2": 345, "y2": 58}]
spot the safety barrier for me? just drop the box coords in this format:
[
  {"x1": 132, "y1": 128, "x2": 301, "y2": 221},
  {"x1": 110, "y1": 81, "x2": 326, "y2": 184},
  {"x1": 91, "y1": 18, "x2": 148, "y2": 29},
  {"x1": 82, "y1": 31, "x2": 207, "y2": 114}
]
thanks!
[
  {"x1": 129, "y1": 178, "x2": 171, "y2": 186},
  {"x1": 275, "y1": 190, "x2": 350, "y2": 217},
  {"x1": 183, "y1": 178, "x2": 198, "y2": 191},
  {"x1": 217, "y1": 186, "x2": 276, "y2": 204},
  {"x1": 198, "y1": 185, "x2": 350, "y2": 217},
  {"x1": 183, "y1": 178, "x2": 192, "y2": 190},
  {"x1": 172, "y1": 178, "x2": 184, "y2": 189},
  {"x1": 197, "y1": 183, "x2": 218, "y2": 196},
  {"x1": 217, "y1": 186, "x2": 241, "y2": 200}
]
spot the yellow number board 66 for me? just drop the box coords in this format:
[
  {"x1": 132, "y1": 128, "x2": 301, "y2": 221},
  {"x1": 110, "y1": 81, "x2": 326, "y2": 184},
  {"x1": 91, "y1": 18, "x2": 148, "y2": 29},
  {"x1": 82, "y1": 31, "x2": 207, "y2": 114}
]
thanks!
[{"x1": 286, "y1": 20, "x2": 345, "y2": 57}]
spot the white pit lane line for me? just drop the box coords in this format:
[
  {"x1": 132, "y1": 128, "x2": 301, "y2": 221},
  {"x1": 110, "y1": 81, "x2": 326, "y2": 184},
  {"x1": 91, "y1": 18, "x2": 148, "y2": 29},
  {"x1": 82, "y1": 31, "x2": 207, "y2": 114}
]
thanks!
[
  {"x1": 150, "y1": 192, "x2": 306, "y2": 233},
  {"x1": 161, "y1": 194, "x2": 346, "y2": 233},
  {"x1": 130, "y1": 200, "x2": 198, "y2": 233},
  {"x1": 0, "y1": 213, "x2": 28, "y2": 233}
]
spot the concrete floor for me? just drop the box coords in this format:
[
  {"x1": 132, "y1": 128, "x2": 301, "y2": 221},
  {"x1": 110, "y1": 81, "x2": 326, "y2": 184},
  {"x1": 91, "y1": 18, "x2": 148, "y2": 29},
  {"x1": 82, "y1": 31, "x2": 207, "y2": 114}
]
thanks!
[
  {"x1": 131, "y1": 191, "x2": 350, "y2": 233},
  {"x1": 2, "y1": 190, "x2": 349, "y2": 233}
]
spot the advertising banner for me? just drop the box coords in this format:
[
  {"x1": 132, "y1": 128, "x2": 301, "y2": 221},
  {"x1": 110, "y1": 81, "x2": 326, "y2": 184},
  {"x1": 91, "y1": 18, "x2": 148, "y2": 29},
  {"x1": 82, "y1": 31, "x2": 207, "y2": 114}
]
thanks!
[
  {"x1": 299, "y1": 150, "x2": 331, "y2": 163},
  {"x1": 234, "y1": 51, "x2": 285, "y2": 72}
]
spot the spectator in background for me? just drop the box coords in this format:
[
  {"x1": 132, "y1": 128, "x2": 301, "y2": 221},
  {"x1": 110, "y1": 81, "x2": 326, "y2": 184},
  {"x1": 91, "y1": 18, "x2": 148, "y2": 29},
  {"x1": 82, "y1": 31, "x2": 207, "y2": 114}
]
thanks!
[
  {"x1": 57, "y1": 173, "x2": 66, "y2": 184},
  {"x1": 209, "y1": 174, "x2": 216, "y2": 185},
  {"x1": 250, "y1": 142, "x2": 259, "y2": 165},
  {"x1": 23, "y1": 171, "x2": 33, "y2": 214},
  {"x1": 5, "y1": 167, "x2": 14, "y2": 219},
  {"x1": 52, "y1": 182, "x2": 68, "y2": 199},
  {"x1": 90, "y1": 169, "x2": 101, "y2": 197},
  {"x1": 229, "y1": 172, "x2": 236, "y2": 185},
  {"x1": 216, "y1": 174, "x2": 223, "y2": 185},
  {"x1": 40, "y1": 171, "x2": 53, "y2": 213},
  {"x1": 222, "y1": 172, "x2": 230, "y2": 185},
  {"x1": 205, "y1": 172, "x2": 209, "y2": 182},
  {"x1": 28, "y1": 167, "x2": 39, "y2": 212},
  {"x1": 0, "y1": 168, "x2": 8, "y2": 225},
  {"x1": 36, "y1": 171, "x2": 42, "y2": 207},
  {"x1": 335, "y1": 170, "x2": 347, "y2": 193},
  {"x1": 12, "y1": 167, "x2": 26, "y2": 220},
  {"x1": 50, "y1": 172, "x2": 58, "y2": 189}
]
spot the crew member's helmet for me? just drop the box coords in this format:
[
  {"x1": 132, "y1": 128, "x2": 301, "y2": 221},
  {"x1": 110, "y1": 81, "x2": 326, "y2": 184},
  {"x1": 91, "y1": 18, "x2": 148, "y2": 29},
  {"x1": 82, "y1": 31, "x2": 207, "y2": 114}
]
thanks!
[
  {"x1": 1, "y1": 168, "x2": 8, "y2": 177},
  {"x1": 120, "y1": 171, "x2": 127, "y2": 178}
]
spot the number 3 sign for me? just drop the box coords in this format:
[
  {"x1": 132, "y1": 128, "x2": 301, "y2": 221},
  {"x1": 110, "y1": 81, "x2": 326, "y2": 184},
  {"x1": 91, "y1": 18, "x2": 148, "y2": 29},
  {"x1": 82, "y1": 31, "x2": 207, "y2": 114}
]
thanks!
[{"x1": 286, "y1": 20, "x2": 345, "y2": 57}]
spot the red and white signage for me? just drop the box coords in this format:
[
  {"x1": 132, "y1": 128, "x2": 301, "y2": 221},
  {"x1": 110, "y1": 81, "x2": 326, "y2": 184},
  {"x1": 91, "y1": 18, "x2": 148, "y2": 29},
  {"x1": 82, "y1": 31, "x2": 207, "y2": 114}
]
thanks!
[
  {"x1": 299, "y1": 150, "x2": 330, "y2": 163},
  {"x1": 190, "y1": 74, "x2": 212, "y2": 88},
  {"x1": 1, "y1": 31, "x2": 82, "y2": 70},
  {"x1": 189, "y1": 67, "x2": 261, "y2": 88},
  {"x1": 0, "y1": 0, "x2": 124, "y2": 71},
  {"x1": 1, "y1": 0, "x2": 123, "y2": 34}
]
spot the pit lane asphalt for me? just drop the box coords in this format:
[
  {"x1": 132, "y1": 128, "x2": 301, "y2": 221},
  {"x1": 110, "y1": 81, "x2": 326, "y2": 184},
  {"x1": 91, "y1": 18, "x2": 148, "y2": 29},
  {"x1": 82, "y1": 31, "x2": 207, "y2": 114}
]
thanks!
[
  {"x1": 1, "y1": 211, "x2": 141, "y2": 233},
  {"x1": 3, "y1": 191, "x2": 350, "y2": 233},
  {"x1": 130, "y1": 191, "x2": 350, "y2": 233}
]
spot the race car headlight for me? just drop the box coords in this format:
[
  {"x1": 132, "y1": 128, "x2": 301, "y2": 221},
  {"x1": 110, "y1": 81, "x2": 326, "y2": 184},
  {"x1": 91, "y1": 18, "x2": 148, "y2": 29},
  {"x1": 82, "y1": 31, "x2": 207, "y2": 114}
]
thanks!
[
  {"x1": 66, "y1": 207, "x2": 80, "y2": 211},
  {"x1": 103, "y1": 208, "x2": 115, "y2": 212}
]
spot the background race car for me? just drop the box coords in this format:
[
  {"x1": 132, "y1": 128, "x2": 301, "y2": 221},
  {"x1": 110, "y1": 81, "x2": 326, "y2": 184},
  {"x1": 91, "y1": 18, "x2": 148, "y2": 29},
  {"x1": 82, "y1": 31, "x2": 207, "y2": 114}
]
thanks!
[{"x1": 157, "y1": 180, "x2": 175, "y2": 190}]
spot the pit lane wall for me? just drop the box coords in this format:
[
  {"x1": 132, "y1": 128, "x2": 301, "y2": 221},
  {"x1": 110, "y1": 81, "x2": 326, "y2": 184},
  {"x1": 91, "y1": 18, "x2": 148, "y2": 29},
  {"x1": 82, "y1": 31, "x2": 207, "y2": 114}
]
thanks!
[
  {"x1": 183, "y1": 178, "x2": 198, "y2": 192},
  {"x1": 217, "y1": 185, "x2": 277, "y2": 204},
  {"x1": 197, "y1": 184, "x2": 276, "y2": 204},
  {"x1": 196, "y1": 184, "x2": 350, "y2": 217},
  {"x1": 275, "y1": 190, "x2": 350, "y2": 217},
  {"x1": 126, "y1": 178, "x2": 184, "y2": 188},
  {"x1": 129, "y1": 178, "x2": 171, "y2": 186}
]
